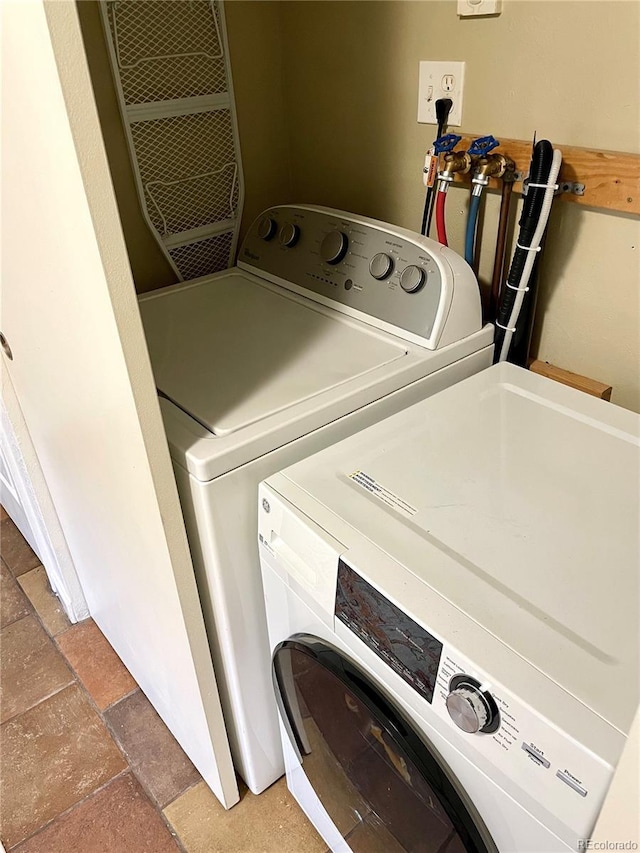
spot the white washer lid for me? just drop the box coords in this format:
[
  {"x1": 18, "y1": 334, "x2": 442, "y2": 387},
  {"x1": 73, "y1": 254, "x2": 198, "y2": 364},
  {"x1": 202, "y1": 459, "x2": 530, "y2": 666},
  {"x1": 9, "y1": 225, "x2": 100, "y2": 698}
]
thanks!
[
  {"x1": 140, "y1": 272, "x2": 407, "y2": 436},
  {"x1": 279, "y1": 363, "x2": 640, "y2": 733}
]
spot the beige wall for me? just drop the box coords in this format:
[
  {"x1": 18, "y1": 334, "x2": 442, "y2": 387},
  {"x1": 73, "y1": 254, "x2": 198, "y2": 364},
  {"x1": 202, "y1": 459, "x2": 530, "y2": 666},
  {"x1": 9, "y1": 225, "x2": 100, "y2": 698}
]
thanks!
[
  {"x1": 79, "y1": 0, "x2": 639, "y2": 411},
  {"x1": 272, "y1": 0, "x2": 640, "y2": 411},
  {"x1": 224, "y1": 1, "x2": 292, "y2": 237}
]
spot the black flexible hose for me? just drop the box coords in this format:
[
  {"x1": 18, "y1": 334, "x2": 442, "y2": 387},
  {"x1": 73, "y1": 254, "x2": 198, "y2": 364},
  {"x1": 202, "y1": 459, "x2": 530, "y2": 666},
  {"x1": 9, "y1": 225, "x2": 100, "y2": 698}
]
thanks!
[
  {"x1": 489, "y1": 179, "x2": 513, "y2": 324},
  {"x1": 420, "y1": 99, "x2": 452, "y2": 236},
  {"x1": 509, "y1": 250, "x2": 542, "y2": 366},
  {"x1": 420, "y1": 174, "x2": 434, "y2": 236},
  {"x1": 494, "y1": 140, "x2": 553, "y2": 362}
]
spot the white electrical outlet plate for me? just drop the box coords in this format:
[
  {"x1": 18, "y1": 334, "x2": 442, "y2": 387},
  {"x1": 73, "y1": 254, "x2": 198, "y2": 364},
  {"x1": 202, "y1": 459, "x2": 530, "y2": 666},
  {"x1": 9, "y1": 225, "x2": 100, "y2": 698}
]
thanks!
[
  {"x1": 417, "y1": 61, "x2": 465, "y2": 126},
  {"x1": 457, "y1": 0, "x2": 502, "y2": 16}
]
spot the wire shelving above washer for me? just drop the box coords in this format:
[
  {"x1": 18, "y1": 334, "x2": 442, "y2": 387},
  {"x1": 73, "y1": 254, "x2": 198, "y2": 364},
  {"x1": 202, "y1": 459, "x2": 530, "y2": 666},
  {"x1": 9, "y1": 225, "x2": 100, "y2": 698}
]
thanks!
[{"x1": 100, "y1": 0, "x2": 244, "y2": 281}]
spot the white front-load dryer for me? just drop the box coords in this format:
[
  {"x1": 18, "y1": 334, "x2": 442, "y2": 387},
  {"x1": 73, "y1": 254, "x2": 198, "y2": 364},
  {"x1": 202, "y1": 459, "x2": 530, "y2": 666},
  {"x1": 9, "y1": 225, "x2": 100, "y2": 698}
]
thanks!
[
  {"x1": 258, "y1": 364, "x2": 639, "y2": 850},
  {"x1": 139, "y1": 205, "x2": 493, "y2": 801}
]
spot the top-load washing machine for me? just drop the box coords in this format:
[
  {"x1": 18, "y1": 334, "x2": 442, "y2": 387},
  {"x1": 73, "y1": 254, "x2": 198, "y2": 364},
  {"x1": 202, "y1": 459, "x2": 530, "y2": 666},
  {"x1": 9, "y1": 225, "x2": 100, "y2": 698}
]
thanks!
[
  {"x1": 258, "y1": 363, "x2": 639, "y2": 850},
  {"x1": 138, "y1": 205, "x2": 493, "y2": 803}
]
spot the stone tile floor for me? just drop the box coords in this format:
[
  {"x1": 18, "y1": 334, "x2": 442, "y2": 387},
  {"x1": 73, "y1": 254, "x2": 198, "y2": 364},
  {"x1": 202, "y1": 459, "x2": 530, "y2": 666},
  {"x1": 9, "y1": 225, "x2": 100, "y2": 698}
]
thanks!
[{"x1": 0, "y1": 511, "x2": 327, "y2": 852}]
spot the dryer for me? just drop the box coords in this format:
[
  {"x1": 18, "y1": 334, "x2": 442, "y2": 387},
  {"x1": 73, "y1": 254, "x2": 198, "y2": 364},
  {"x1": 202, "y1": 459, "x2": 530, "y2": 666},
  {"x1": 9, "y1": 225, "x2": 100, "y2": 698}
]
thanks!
[
  {"x1": 258, "y1": 363, "x2": 639, "y2": 850},
  {"x1": 139, "y1": 205, "x2": 493, "y2": 800}
]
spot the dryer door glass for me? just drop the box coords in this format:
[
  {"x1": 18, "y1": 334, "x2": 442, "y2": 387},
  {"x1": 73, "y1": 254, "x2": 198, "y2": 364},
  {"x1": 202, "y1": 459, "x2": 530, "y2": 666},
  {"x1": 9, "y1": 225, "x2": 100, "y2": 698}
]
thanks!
[{"x1": 273, "y1": 638, "x2": 496, "y2": 853}]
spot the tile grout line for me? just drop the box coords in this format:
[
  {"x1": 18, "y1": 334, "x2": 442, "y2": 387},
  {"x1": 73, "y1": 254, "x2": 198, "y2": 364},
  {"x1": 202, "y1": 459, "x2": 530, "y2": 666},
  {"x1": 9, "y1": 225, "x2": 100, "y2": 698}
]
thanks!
[
  {"x1": 1, "y1": 678, "x2": 77, "y2": 729},
  {"x1": 0, "y1": 579, "x2": 37, "y2": 631},
  {"x1": 2, "y1": 520, "x2": 197, "y2": 853},
  {"x1": 101, "y1": 683, "x2": 140, "y2": 711},
  {"x1": 50, "y1": 631, "x2": 145, "y2": 786},
  {"x1": 11, "y1": 563, "x2": 72, "y2": 647},
  {"x1": 159, "y1": 776, "x2": 213, "y2": 853},
  {"x1": 0, "y1": 520, "x2": 133, "y2": 850},
  {"x1": 2, "y1": 619, "x2": 126, "y2": 848},
  {"x1": 100, "y1": 714, "x2": 192, "y2": 853},
  {"x1": 9, "y1": 618, "x2": 186, "y2": 852},
  {"x1": 162, "y1": 774, "x2": 206, "y2": 811},
  {"x1": 1, "y1": 558, "x2": 38, "y2": 620},
  {"x1": 98, "y1": 692, "x2": 191, "y2": 853},
  {"x1": 5, "y1": 768, "x2": 132, "y2": 852},
  {"x1": 0, "y1": 610, "x2": 33, "y2": 631},
  {"x1": 0, "y1": 517, "x2": 40, "y2": 562},
  {"x1": 50, "y1": 631, "x2": 193, "y2": 853},
  {"x1": 1, "y1": 598, "x2": 77, "y2": 727},
  {"x1": 0, "y1": 568, "x2": 132, "y2": 849},
  {"x1": 1, "y1": 600, "x2": 141, "y2": 847}
]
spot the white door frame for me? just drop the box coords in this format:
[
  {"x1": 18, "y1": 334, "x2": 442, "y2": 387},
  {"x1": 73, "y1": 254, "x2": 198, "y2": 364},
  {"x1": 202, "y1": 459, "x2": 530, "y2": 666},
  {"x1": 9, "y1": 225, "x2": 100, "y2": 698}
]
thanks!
[
  {"x1": 1, "y1": 369, "x2": 89, "y2": 622},
  {"x1": 1, "y1": 0, "x2": 238, "y2": 808}
]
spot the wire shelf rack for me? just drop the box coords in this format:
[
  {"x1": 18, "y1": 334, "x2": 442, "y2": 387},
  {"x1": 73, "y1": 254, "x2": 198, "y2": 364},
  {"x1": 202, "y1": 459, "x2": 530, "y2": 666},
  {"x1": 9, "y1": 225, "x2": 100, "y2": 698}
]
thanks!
[
  {"x1": 168, "y1": 231, "x2": 234, "y2": 280},
  {"x1": 130, "y1": 110, "x2": 238, "y2": 235},
  {"x1": 101, "y1": 0, "x2": 243, "y2": 281},
  {"x1": 109, "y1": 0, "x2": 227, "y2": 104},
  {"x1": 129, "y1": 110, "x2": 237, "y2": 180},
  {"x1": 146, "y1": 164, "x2": 238, "y2": 235}
]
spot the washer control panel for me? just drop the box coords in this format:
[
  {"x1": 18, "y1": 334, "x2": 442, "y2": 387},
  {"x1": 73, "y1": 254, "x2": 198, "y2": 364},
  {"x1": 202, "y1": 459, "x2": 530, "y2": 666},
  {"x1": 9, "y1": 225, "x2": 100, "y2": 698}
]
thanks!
[{"x1": 238, "y1": 205, "x2": 482, "y2": 349}]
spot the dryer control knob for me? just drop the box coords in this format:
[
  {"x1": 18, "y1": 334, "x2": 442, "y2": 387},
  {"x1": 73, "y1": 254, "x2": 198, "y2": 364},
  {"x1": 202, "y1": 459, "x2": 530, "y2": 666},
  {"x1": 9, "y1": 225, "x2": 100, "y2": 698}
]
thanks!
[
  {"x1": 257, "y1": 217, "x2": 277, "y2": 241},
  {"x1": 279, "y1": 222, "x2": 300, "y2": 248},
  {"x1": 446, "y1": 685, "x2": 490, "y2": 734},
  {"x1": 399, "y1": 265, "x2": 425, "y2": 293},
  {"x1": 320, "y1": 230, "x2": 349, "y2": 265},
  {"x1": 369, "y1": 252, "x2": 394, "y2": 280}
]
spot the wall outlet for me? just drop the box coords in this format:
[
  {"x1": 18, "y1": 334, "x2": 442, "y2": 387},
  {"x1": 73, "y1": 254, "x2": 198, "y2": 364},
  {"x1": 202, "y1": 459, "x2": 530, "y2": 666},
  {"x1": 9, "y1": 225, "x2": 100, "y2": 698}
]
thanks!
[
  {"x1": 417, "y1": 61, "x2": 465, "y2": 127},
  {"x1": 457, "y1": 0, "x2": 502, "y2": 16}
]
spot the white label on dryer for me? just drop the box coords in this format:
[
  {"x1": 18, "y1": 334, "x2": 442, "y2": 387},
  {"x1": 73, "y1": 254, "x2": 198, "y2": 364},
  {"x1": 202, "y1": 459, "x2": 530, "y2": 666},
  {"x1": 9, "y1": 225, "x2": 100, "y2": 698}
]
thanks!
[{"x1": 349, "y1": 470, "x2": 418, "y2": 516}]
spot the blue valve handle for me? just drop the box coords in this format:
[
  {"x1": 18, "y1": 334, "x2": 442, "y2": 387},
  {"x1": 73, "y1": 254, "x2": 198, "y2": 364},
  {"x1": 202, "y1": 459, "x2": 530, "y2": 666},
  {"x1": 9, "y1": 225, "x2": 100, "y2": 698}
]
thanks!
[
  {"x1": 468, "y1": 135, "x2": 500, "y2": 156},
  {"x1": 433, "y1": 133, "x2": 462, "y2": 154}
]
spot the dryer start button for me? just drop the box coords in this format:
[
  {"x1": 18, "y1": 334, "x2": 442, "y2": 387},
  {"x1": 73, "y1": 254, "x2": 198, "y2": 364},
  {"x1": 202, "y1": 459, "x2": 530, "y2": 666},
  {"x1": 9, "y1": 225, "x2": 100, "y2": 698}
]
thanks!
[{"x1": 521, "y1": 742, "x2": 550, "y2": 768}]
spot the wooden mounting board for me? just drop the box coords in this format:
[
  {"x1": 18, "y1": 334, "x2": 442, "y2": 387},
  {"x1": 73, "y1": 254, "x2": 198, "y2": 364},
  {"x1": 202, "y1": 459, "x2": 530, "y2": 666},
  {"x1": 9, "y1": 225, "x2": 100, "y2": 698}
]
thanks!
[
  {"x1": 529, "y1": 360, "x2": 612, "y2": 401},
  {"x1": 450, "y1": 134, "x2": 640, "y2": 216}
]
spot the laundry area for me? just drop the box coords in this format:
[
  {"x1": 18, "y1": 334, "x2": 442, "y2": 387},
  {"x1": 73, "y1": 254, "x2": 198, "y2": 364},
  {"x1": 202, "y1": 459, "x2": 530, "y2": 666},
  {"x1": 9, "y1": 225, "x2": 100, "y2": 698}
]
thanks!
[{"x1": 1, "y1": 1, "x2": 639, "y2": 852}]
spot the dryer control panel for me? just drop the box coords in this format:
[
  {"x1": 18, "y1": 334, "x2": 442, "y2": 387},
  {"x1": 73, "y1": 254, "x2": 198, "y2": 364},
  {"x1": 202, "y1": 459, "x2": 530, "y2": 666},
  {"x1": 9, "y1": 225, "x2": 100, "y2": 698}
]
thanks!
[
  {"x1": 333, "y1": 556, "x2": 615, "y2": 847},
  {"x1": 429, "y1": 647, "x2": 615, "y2": 847},
  {"x1": 238, "y1": 205, "x2": 482, "y2": 350}
]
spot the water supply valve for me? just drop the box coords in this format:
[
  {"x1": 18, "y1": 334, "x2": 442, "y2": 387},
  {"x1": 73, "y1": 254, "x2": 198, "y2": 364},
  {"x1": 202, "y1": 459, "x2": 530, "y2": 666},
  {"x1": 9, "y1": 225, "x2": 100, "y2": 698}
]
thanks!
[
  {"x1": 468, "y1": 135, "x2": 500, "y2": 157},
  {"x1": 424, "y1": 134, "x2": 464, "y2": 188},
  {"x1": 438, "y1": 134, "x2": 472, "y2": 185},
  {"x1": 434, "y1": 133, "x2": 462, "y2": 155},
  {"x1": 469, "y1": 136, "x2": 515, "y2": 195}
]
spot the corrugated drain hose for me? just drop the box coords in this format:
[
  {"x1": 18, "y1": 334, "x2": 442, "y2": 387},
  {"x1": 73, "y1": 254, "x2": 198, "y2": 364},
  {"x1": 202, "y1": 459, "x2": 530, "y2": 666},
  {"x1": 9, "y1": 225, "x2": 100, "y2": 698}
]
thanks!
[{"x1": 494, "y1": 140, "x2": 561, "y2": 363}]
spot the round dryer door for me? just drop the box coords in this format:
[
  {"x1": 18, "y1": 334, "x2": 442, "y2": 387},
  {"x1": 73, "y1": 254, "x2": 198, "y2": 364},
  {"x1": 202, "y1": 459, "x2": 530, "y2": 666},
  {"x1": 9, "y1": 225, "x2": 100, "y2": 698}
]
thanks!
[{"x1": 273, "y1": 637, "x2": 497, "y2": 853}]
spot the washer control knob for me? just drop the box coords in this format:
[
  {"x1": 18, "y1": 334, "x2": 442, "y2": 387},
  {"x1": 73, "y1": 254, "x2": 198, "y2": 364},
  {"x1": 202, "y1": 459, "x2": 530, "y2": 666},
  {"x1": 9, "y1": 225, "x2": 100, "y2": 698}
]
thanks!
[
  {"x1": 369, "y1": 253, "x2": 394, "y2": 280},
  {"x1": 257, "y1": 217, "x2": 277, "y2": 241},
  {"x1": 279, "y1": 222, "x2": 300, "y2": 248},
  {"x1": 320, "y1": 230, "x2": 349, "y2": 265},
  {"x1": 446, "y1": 685, "x2": 490, "y2": 734},
  {"x1": 399, "y1": 265, "x2": 426, "y2": 293}
]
